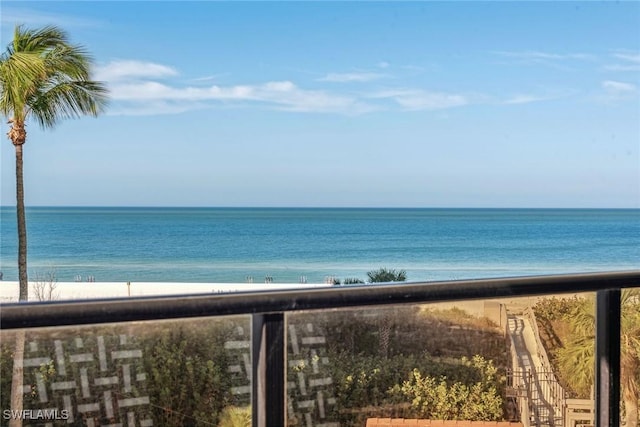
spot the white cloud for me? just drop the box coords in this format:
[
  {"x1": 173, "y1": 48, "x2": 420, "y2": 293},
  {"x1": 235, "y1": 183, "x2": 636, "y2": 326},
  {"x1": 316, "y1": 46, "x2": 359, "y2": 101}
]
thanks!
[
  {"x1": 109, "y1": 101, "x2": 209, "y2": 117},
  {"x1": 377, "y1": 61, "x2": 390, "y2": 69},
  {"x1": 503, "y1": 93, "x2": 563, "y2": 105},
  {"x1": 602, "y1": 80, "x2": 637, "y2": 93},
  {"x1": 492, "y1": 51, "x2": 595, "y2": 61},
  {"x1": 504, "y1": 95, "x2": 544, "y2": 105},
  {"x1": 318, "y1": 72, "x2": 386, "y2": 83},
  {"x1": 94, "y1": 59, "x2": 383, "y2": 115},
  {"x1": 263, "y1": 81, "x2": 296, "y2": 92},
  {"x1": 493, "y1": 51, "x2": 562, "y2": 60},
  {"x1": 94, "y1": 60, "x2": 179, "y2": 82},
  {"x1": 189, "y1": 74, "x2": 229, "y2": 83},
  {"x1": 604, "y1": 52, "x2": 640, "y2": 71},
  {"x1": 600, "y1": 80, "x2": 638, "y2": 103},
  {"x1": 369, "y1": 89, "x2": 468, "y2": 111},
  {"x1": 102, "y1": 59, "x2": 572, "y2": 116},
  {"x1": 604, "y1": 64, "x2": 640, "y2": 72},
  {"x1": 491, "y1": 51, "x2": 596, "y2": 71},
  {"x1": 269, "y1": 86, "x2": 377, "y2": 114},
  {"x1": 612, "y1": 53, "x2": 640, "y2": 63},
  {"x1": 104, "y1": 67, "x2": 377, "y2": 115}
]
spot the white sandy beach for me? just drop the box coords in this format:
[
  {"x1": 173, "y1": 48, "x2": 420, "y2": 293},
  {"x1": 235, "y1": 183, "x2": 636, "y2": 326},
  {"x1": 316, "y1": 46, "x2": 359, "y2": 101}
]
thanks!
[
  {"x1": 0, "y1": 279, "x2": 549, "y2": 324},
  {"x1": 0, "y1": 281, "x2": 331, "y2": 303}
]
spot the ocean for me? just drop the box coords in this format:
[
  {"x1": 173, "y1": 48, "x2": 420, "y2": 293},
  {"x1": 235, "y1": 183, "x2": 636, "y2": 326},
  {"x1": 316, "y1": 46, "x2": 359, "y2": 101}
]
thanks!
[{"x1": 0, "y1": 207, "x2": 638, "y2": 283}]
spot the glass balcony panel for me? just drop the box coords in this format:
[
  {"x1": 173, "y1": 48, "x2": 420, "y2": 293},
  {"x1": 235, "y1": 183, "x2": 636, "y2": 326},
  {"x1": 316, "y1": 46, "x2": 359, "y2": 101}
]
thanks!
[
  {"x1": 621, "y1": 288, "x2": 639, "y2": 427},
  {"x1": 529, "y1": 292, "x2": 597, "y2": 427},
  {"x1": 0, "y1": 316, "x2": 251, "y2": 426},
  {"x1": 0, "y1": 274, "x2": 633, "y2": 427},
  {"x1": 286, "y1": 293, "x2": 600, "y2": 427},
  {"x1": 287, "y1": 300, "x2": 509, "y2": 427}
]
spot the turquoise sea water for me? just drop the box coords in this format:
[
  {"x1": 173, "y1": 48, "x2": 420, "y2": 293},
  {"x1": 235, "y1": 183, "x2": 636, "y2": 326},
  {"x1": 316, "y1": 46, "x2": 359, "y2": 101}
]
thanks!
[{"x1": 0, "y1": 207, "x2": 638, "y2": 283}]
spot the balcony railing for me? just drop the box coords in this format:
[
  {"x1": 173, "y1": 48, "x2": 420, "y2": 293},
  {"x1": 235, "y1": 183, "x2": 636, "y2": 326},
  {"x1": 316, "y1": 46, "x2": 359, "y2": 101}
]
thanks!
[{"x1": 1, "y1": 271, "x2": 638, "y2": 427}]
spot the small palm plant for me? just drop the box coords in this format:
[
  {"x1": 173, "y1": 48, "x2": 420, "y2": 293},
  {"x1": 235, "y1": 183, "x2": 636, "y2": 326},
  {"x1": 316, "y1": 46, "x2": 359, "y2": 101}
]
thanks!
[{"x1": 367, "y1": 267, "x2": 407, "y2": 283}]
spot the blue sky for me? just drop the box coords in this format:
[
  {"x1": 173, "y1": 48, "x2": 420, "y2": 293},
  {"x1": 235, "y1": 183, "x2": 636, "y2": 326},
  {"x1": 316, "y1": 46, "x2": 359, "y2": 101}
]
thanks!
[{"x1": 1, "y1": 1, "x2": 638, "y2": 208}]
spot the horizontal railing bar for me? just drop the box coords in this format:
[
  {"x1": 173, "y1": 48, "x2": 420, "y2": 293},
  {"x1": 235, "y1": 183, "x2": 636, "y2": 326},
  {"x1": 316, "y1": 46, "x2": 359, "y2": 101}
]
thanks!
[{"x1": 1, "y1": 271, "x2": 638, "y2": 329}]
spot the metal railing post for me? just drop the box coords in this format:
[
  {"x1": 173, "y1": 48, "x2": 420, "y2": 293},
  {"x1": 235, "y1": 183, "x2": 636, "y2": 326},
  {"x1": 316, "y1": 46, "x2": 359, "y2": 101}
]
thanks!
[
  {"x1": 595, "y1": 289, "x2": 621, "y2": 427},
  {"x1": 252, "y1": 313, "x2": 285, "y2": 427}
]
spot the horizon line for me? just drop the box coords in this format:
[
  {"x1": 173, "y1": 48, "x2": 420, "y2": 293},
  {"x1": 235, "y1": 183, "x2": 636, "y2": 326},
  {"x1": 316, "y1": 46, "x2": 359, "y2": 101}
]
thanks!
[{"x1": 1, "y1": 205, "x2": 638, "y2": 210}]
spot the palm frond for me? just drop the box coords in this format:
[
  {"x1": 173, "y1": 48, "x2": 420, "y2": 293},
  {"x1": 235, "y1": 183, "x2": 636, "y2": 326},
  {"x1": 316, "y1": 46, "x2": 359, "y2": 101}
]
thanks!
[
  {"x1": 566, "y1": 297, "x2": 596, "y2": 337},
  {"x1": 43, "y1": 42, "x2": 93, "y2": 81},
  {"x1": 621, "y1": 288, "x2": 640, "y2": 308},
  {"x1": 13, "y1": 25, "x2": 69, "y2": 55},
  {"x1": 1, "y1": 24, "x2": 108, "y2": 128},
  {"x1": 557, "y1": 335, "x2": 595, "y2": 396},
  {"x1": 0, "y1": 52, "x2": 46, "y2": 119},
  {"x1": 29, "y1": 80, "x2": 109, "y2": 128}
]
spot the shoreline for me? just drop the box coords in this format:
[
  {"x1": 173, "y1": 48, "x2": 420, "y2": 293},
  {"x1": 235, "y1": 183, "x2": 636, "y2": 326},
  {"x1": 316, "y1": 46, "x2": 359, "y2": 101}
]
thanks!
[
  {"x1": 0, "y1": 280, "x2": 591, "y2": 329},
  {"x1": 0, "y1": 281, "x2": 331, "y2": 303},
  {"x1": 0, "y1": 280, "x2": 559, "y2": 316}
]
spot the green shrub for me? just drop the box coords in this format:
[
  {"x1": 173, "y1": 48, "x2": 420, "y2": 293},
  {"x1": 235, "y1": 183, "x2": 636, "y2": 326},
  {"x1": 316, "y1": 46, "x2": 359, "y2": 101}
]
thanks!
[
  {"x1": 141, "y1": 320, "x2": 240, "y2": 426},
  {"x1": 325, "y1": 353, "x2": 505, "y2": 425},
  {"x1": 533, "y1": 296, "x2": 584, "y2": 323},
  {"x1": 389, "y1": 356, "x2": 503, "y2": 421},
  {"x1": 367, "y1": 268, "x2": 407, "y2": 283},
  {"x1": 218, "y1": 405, "x2": 251, "y2": 427}
]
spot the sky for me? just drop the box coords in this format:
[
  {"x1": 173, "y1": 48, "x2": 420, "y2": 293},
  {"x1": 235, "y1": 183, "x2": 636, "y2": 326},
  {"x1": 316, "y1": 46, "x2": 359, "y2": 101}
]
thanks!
[{"x1": 0, "y1": 1, "x2": 638, "y2": 208}]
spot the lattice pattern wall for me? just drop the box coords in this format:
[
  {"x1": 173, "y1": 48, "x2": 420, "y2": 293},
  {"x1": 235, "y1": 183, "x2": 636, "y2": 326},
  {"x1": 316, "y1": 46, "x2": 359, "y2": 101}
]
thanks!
[
  {"x1": 10, "y1": 318, "x2": 338, "y2": 426},
  {"x1": 20, "y1": 333, "x2": 152, "y2": 426},
  {"x1": 224, "y1": 325, "x2": 252, "y2": 399},
  {"x1": 287, "y1": 322, "x2": 339, "y2": 427},
  {"x1": 221, "y1": 320, "x2": 340, "y2": 426}
]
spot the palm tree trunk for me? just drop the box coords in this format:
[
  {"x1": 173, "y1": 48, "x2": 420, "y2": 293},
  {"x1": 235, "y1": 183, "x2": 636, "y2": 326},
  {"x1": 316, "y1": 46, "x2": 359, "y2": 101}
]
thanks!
[
  {"x1": 11, "y1": 142, "x2": 27, "y2": 427},
  {"x1": 15, "y1": 143, "x2": 28, "y2": 301}
]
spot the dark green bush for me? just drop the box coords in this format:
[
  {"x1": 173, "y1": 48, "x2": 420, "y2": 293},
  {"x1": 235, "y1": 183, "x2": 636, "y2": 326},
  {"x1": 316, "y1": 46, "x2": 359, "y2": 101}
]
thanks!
[
  {"x1": 367, "y1": 268, "x2": 407, "y2": 283},
  {"x1": 140, "y1": 320, "x2": 242, "y2": 426}
]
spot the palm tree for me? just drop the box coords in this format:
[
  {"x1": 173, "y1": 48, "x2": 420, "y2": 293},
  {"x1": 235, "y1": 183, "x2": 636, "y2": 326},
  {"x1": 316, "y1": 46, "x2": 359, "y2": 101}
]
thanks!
[
  {"x1": 557, "y1": 289, "x2": 640, "y2": 427},
  {"x1": 0, "y1": 25, "x2": 108, "y2": 301}
]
